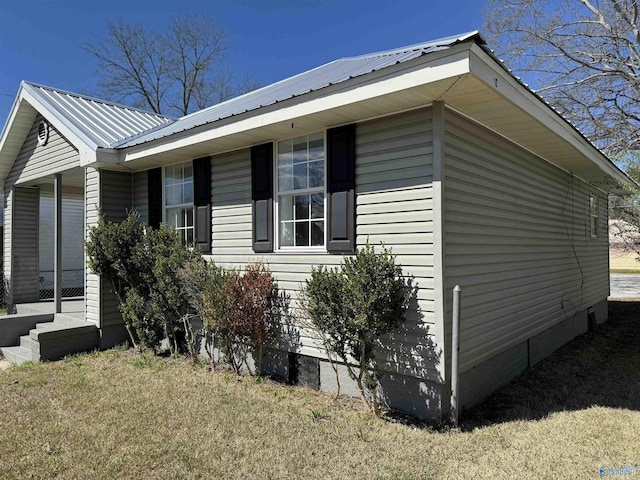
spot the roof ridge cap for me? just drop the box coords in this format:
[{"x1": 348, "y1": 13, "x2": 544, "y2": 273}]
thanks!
[
  {"x1": 21, "y1": 81, "x2": 174, "y2": 121},
  {"x1": 340, "y1": 30, "x2": 482, "y2": 61}
]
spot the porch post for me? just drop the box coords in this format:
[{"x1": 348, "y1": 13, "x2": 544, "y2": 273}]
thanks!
[{"x1": 54, "y1": 173, "x2": 62, "y2": 314}]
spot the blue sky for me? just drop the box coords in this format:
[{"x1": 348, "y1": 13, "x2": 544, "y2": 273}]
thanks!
[{"x1": 0, "y1": 0, "x2": 484, "y2": 122}]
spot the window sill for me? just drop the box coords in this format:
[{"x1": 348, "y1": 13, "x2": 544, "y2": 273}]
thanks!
[{"x1": 275, "y1": 247, "x2": 328, "y2": 255}]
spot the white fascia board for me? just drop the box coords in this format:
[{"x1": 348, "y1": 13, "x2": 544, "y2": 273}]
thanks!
[
  {"x1": 0, "y1": 97, "x2": 31, "y2": 194},
  {"x1": 121, "y1": 49, "x2": 473, "y2": 162},
  {"x1": 93, "y1": 148, "x2": 121, "y2": 165},
  {"x1": 469, "y1": 44, "x2": 630, "y2": 185},
  {"x1": 0, "y1": 91, "x2": 24, "y2": 155}
]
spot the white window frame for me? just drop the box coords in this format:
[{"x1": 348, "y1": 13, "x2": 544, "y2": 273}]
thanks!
[
  {"x1": 274, "y1": 131, "x2": 327, "y2": 252},
  {"x1": 163, "y1": 161, "x2": 195, "y2": 245},
  {"x1": 589, "y1": 195, "x2": 599, "y2": 238}
]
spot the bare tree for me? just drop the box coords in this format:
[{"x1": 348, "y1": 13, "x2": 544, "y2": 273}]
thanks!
[
  {"x1": 164, "y1": 15, "x2": 227, "y2": 115},
  {"x1": 84, "y1": 19, "x2": 171, "y2": 114},
  {"x1": 84, "y1": 16, "x2": 258, "y2": 117},
  {"x1": 483, "y1": 0, "x2": 640, "y2": 157}
]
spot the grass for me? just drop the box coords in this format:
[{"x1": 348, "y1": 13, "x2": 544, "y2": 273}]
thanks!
[
  {"x1": 611, "y1": 268, "x2": 640, "y2": 274},
  {"x1": 0, "y1": 302, "x2": 639, "y2": 479}
]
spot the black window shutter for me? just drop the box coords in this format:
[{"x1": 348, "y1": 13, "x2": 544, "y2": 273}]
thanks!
[
  {"x1": 251, "y1": 142, "x2": 274, "y2": 253},
  {"x1": 193, "y1": 157, "x2": 212, "y2": 253},
  {"x1": 147, "y1": 167, "x2": 162, "y2": 229},
  {"x1": 327, "y1": 124, "x2": 356, "y2": 253}
]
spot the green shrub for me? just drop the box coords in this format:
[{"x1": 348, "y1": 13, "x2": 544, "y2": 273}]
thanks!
[
  {"x1": 145, "y1": 225, "x2": 199, "y2": 357},
  {"x1": 302, "y1": 242, "x2": 410, "y2": 415},
  {"x1": 86, "y1": 211, "x2": 200, "y2": 356},
  {"x1": 87, "y1": 212, "x2": 288, "y2": 369},
  {"x1": 179, "y1": 257, "x2": 230, "y2": 367},
  {"x1": 86, "y1": 211, "x2": 146, "y2": 347}
]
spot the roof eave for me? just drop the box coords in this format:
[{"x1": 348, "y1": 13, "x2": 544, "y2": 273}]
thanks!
[
  {"x1": 467, "y1": 43, "x2": 631, "y2": 191},
  {"x1": 118, "y1": 43, "x2": 476, "y2": 163},
  {"x1": 0, "y1": 84, "x2": 102, "y2": 191},
  {"x1": 0, "y1": 88, "x2": 40, "y2": 193}
]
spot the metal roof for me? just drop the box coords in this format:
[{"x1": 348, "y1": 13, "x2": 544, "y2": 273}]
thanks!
[
  {"x1": 115, "y1": 31, "x2": 482, "y2": 148},
  {"x1": 22, "y1": 82, "x2": 172, "y2": 148}
]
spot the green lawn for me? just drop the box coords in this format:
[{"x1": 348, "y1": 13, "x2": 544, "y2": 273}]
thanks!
[{"x1": 0, "y1": 301, "x2": 639, "y2": 479}]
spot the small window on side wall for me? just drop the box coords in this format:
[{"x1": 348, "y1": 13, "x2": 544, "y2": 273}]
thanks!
[{"x1": 590, "y1": 195, "x2": 598, "y2": 238}]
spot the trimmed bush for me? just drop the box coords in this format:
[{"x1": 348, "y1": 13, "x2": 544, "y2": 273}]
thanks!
[
  {"x1": 86, "y1": 211, "x2": 200, "y2": 356},
  {"x1": 301, "y1": 242, "x2": 410, "y2": 415}
]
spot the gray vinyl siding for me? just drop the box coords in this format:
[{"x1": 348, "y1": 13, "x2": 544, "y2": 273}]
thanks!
[
  {"x1": 208, "y1": 108, "x2": 439, "y2": 381},
  {"x1": 85, "y1": 168, "x2": 100, "y2": 324},
  {"x1": 6, "y1": 115, "x2": 79, "y2": 187},
  {"x1": 12, "y1": 186, "x2": 39, "y2": 303},
  {"x1": 100, "y1": 170, "x2": 133, "y2": 327},
  {"x1": 442, "y1": 109, "x2": 609, "y2": 374},
  {"x1": 132, "y1": 171, "x2": 148, "y2": 222},
  {"x1": 3, "y1": 190, "x2": 12, "y2": 305},
  {"x1": 101, "y1": 171, "x2": 133, "y2": 223}
]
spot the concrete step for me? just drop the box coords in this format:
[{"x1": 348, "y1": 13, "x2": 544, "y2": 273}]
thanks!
[
  {"x1": 0, "y1": 346, "x2": 33, "y2": 365},
  {"x1": 35, "y1": 319, "x2": 87, "y2": 331},
  {"x1": 30, "y1": 320, "x2": 99, "y2": 362},
  {"x1": 0, "y1": 314, "x2": 54, "y2": 347},
  {"x1": 1, "y1": 312, "x2": 99, "y2": 364},
  {"x1": 19, "y1": 335, "x2": 35, "y2": 350},
  {"x1": 31, "y1": 321, "x2": 95, "y2": 340}
]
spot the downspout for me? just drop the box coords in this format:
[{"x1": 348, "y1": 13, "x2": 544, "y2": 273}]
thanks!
[{"x1": 450, "y1": 285, "x2": 461, "y2": 425}]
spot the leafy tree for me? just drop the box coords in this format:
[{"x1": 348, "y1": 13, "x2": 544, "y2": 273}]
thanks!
[
  {"x1": 83, "y1": 15, "x2": 259, "y2": 116},
  {"x1": 301, "y1": 243, "x2": 410, "y2": 416}
]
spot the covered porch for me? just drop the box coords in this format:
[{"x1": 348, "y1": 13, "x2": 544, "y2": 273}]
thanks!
[{"x1": 8, "y1": 166, "x2": 86, "y2": 315}]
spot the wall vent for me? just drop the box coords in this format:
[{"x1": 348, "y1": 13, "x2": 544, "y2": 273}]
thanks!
[{"x1": 37, "y1": 120, "x2": 50, "y2": 146}]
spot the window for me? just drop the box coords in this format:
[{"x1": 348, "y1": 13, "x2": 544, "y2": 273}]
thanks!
[
  {"x1": 276, "y1": 133, "x2": 325, "y2": 248},
  {"x1": 164, "y1": 162, "x2": 194, "y2": 244},
  {"x1": 590, "y1": 195, "x2": 598, "y2": 237}
]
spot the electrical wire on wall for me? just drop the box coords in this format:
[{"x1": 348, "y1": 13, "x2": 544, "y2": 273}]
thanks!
[{"x1": 561, "y1": 173, "x2": 584, "y2": 324}]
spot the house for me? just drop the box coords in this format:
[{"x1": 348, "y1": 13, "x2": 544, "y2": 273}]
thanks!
[{"x1": 0, "y1": 32, "x2": 629, "y2": 420}]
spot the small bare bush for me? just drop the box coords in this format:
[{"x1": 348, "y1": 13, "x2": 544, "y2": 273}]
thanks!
[{"x1": 223, "y1": 261, "x2": 282, "y2": 375}]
